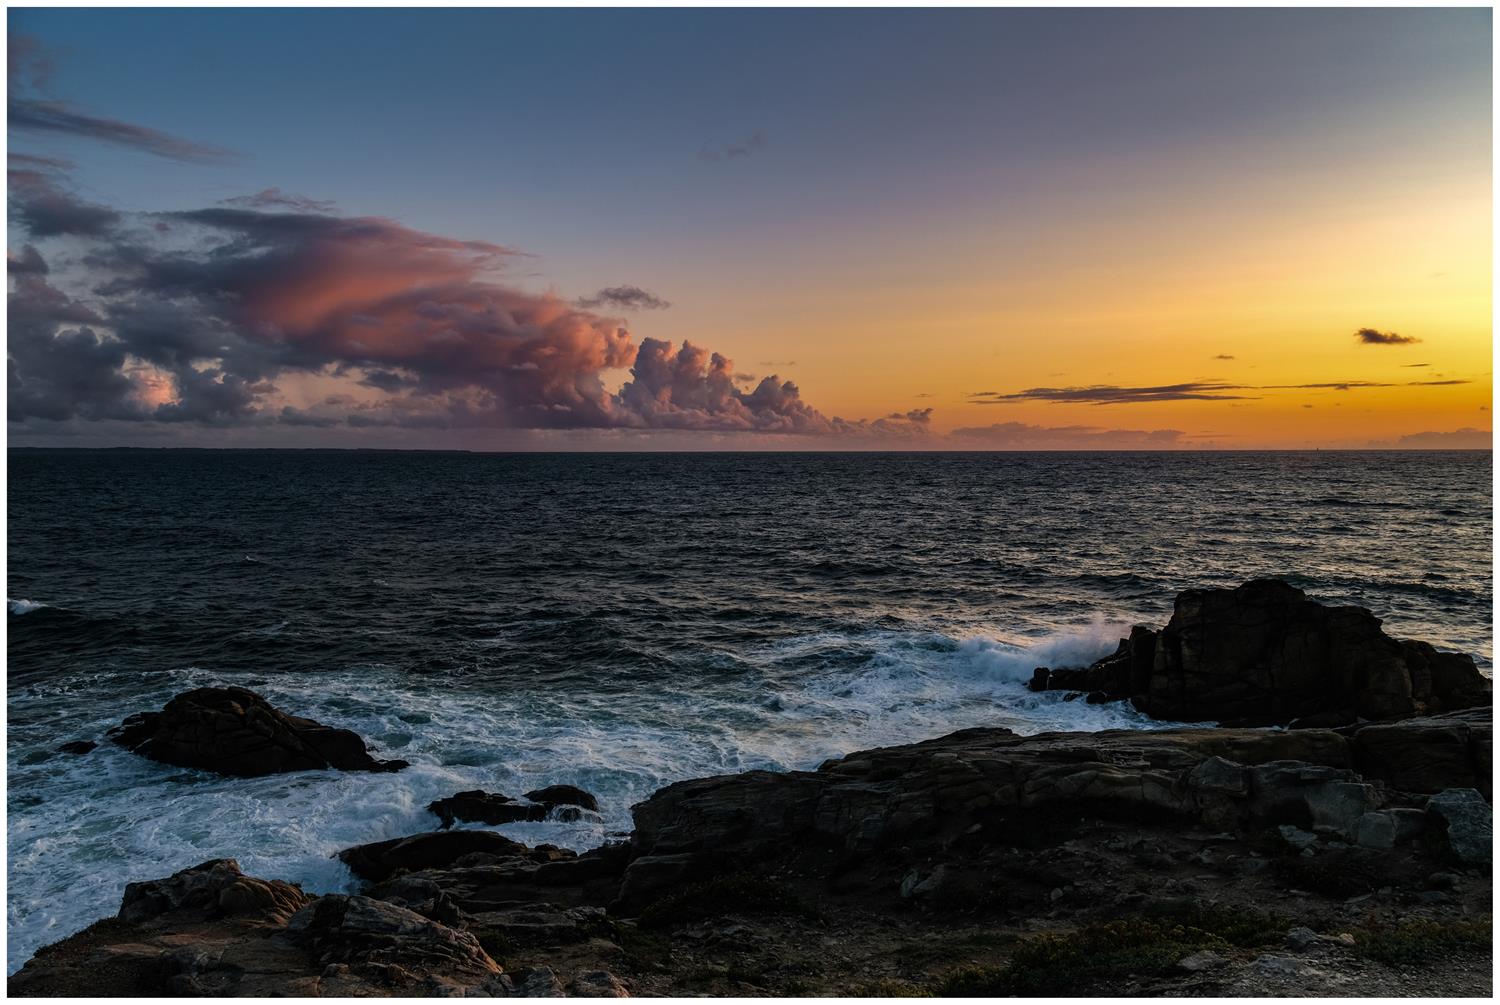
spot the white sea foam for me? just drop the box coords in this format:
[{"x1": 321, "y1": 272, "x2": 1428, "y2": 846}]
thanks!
[
  {"x1": 7, "y1": 598, "x2": 47, "y2": 615},
  {"x1": 5, "y1": 623, "x2": 1198, "y2": 974}
]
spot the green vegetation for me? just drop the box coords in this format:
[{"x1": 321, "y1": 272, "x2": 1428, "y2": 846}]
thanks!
[
  {"x1": 638, "y1": 873, "x2": 817, "y2": 930},
  {"x1": 934, "y1": 908, "x2": 1286, "y2": 996},
  {"x1": 1352, "y1": 918, "x2": 1492, "y2": 966}
]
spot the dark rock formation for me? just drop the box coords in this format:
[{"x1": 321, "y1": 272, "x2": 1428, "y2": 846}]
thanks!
[
  {"x1": 337, "y1": 829, "x2": 530, "y2": 883},
  {"x1": 57, "y1": 740, "x2": 96, "y2": 755},
  {"x1": 526, "y1": 784, "x2": 601, "y2": 813},
  {"x1": 109, "y1": 687, "x2": 408, "y2": 777},
  {"x1": 1031, "y1": 580, "x2": 1491, "y2": 726},
  {"x1": 428, "y1": 790, "x2": 547, "y2": 828}
]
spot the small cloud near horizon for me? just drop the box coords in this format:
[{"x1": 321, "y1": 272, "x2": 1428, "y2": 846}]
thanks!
[
  {"x1": 1376, "y1": 428, "x2": 1492, "y2": 449},
  {"x1": 221, "y1": 189, "x2": 337, "y2": 213},
  {"x1": 1211, "y1": 354, "x2": 1235, "y2": 360},
  {"x1": 971, "y1": 381, "x2": 1253, "y2": 404},
  {"x1": 1355, "y1": 326, "x2": 1420, "y2": 345}
]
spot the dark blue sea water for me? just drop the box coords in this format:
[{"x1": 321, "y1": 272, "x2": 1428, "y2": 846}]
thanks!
[{"x1": 6, "y1": 449, "x2": 1492, "y2": 970}]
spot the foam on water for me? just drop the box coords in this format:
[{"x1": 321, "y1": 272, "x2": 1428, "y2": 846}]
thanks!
[
  {"x1": 6, "y1": 623, "x2": 1187, "y2": 973},
  {"x1": 7, "y1": 598, "x2": 46, "y2": 615}
]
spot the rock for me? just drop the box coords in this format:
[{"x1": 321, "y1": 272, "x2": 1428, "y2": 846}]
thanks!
[
  {"x1": 1352, "y1": 709, "x2": 1491, "y2": 797},
  {"x1": 1249, "y1": 955, "x2": 1311, "y2": 977},
  {"x1": 57, "y1": 740, "x2": 96, "y2": 755},
  {"x1": 525, "y1": 784, "x2": 601, "y2": 814},
  {"x1": 1278, "y1": 825, "x2": 1319, "y2": 851},
  {"x1": 1178, "y1": 949, "x2": 1228, "y2": 972},
  {"x1": 1426, "y1": 788, "x2": 1493, "y2": 864},
  {"x1": 1031, "y1": 580, "x2": 1489, "y2": 726},
  {"x1": 428, "y1": 790, "x2": 547, "y2": 828},
  {"x1": 284, "y1": 894, "x2": 501, "y2": 991},
  {"x1": 338, "y1": 830, "x2": 529, "y2": 882},
  {"x1": 119, "y1": 858, "x2": 309, "y2": 925},
  {"x1": 468, "y1": 905, "x2": 608, "y2": 946},
  {"x1": 1427, "y1": 870, "x2": 1461, "y2": 890},
  {"x1": 509, "y1": 966, "x2": 566, "y2": 997},
  {"x1": 1285, "y1": 927, "x2": 1321, "y2": 951},
  {"x1": 109, "y1": 687, "x2": 407, "y2": 777},
  {"x1": 570, "y1": 970, "x2": 630, "y2": 996}
]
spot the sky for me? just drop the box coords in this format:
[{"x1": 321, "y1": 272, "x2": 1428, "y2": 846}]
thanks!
[{"x1": 6, "y1": 8, "x2": 1493, "y2": 450}]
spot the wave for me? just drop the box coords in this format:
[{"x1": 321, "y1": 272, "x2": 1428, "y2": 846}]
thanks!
[
  {"x1": 8, "y1": 598, "x2": 47, "y2": 615},
  {"x1": 4, "y1": 620, "x2": 1187, "y2": 974}
]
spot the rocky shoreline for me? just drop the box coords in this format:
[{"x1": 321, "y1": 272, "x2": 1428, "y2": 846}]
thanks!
[{"x1": 11, "y1": 581, "x2": 1493, "y2": 997}]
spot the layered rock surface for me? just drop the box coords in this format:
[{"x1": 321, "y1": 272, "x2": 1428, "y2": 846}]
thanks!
[
  {"x1": 108, "y1": 686, "x2": 408, "y2": 777},
  {"x1": 1030, "y1": 580, "x2": 1490, "y2": 725}
]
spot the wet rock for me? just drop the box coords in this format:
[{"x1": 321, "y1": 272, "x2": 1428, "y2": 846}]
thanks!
[
  {"x1": 428, "y1": 790, "x2": 547, "y2": 828},
  {"x1": 57, "y1": 740, "x2": 96, "y2": 755},
  {"x1": 109, "y1": 687, "x2": 407, "y2": 777},
  {"x1": 338, "y1": 830, "x2": 529, "y2": 883},
  {"x1": 525, "y1": 784, "x2": 601, "y2": 814},
  {"x1": 1426, "y1": 788, "x2": 1493, "y2": 865}
]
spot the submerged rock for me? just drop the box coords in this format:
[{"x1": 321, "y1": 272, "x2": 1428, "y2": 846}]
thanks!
[
  {"x1": 109, "y1": 687, "x2": 408, "y2": 777},
  {"x1": 526, "y1": 784, "x2": 602, "y2": 813},
  {"x1": 1032, "y1": 580, "x2": 1490, "y2": 726}
]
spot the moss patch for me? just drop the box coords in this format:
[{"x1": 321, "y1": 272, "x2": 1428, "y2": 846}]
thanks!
[
  {"x1": 934, "y1": 908, "x2": 1285, "y2": 997},
  {"x1": 1352, "y1": 918, "x2": 1492, "y2": 966}
]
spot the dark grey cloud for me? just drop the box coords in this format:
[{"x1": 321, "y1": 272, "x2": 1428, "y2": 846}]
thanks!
[
  {"x1": 699, "y1": 130, "x2": 767, "y2": 162},
  {"x1": 1355, "y1": 327, "x2": 1420, "y2": 345},
  {"x1": 8, "y1": 164, "x2": 121, "y2": 237},
  {"x1": 575, "y1": 285, "x2": 672, "y2": 311},
  {"x1": 7, "y1": 245, "x2": 49, "y2": 275},
  {"x1": 221, "y1": 188, "x2": 337, "y2": 213},
  {"x1": 1401, "y1": 362, "x2": 1431, "y2": 368},
  {"x1": 1407, "y1": 379, "x2": 1471, "y2": 386},
  {"x1": 9, "y1": 98, "x2": 239, "y2": 164},
  {"x1": 1262, "y1": 381, "x2": 1395, "y2": 391},
  {"x1": 971, "y1": 382, "x2": 1254, "y2": 404},
  {"x1": 1211, "y1": 354, "x2": 1235, "y2": 360}
]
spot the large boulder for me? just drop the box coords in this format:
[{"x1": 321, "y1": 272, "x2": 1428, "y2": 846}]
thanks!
[
  {"x1": 110, "y1": 687, "x2": 408, "y2": 777},
  {"x1": 1033, "y1": 581, "x2": 1490, "y2": 726}
]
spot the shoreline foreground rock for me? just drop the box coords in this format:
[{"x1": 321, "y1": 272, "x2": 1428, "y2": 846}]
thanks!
[
  {"x1": 14, "y1": 707, "x2": 1491, "y2": 996},
  {"x1": 1029, "y1": 579, "x2": 1490, "y2": 726},
  {"x1": 108, "y1": 686, "x2": 409, "y2": 777}
]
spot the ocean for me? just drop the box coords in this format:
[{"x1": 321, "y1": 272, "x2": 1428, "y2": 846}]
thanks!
[{"x1": 5, "y1": 448, "x2": 1492, "y2": 972}]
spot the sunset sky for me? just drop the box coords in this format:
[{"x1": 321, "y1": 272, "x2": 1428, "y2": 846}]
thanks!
[{"x1": 7, "y1": 8, "x2": 1492, "y2": 449}]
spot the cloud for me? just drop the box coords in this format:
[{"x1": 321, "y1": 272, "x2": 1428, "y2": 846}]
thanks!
[
  {"x1": 8, "y1": 161, "x2": 121, "y2": 237},
  {"x1": 971, "y1": 382, "x2": 1254, "y2": 404},
  {"x1": 1355, "y1": 327, "x2": 1420, "y2": 345},
  {"x1": 1387, "y1": 428, "x2": 1492, "y2": 449},
  {"x1": 949, "y1": 421, "x2": 1188, "y2": 449},
  {"x1": 1407, "y1": 379, "x2": 1471, "y2": 386},
  {"x1": 575, "y1": 285, "x2": 672, "y2": 311},
  {"x1": 221, "y1": 188, "x2": 336, "y2": 213},
  {"x1": 1401, "y1": 363, "x2": 1431, "y2": 368},
  {"x1": 7, "y1": 33, "x2": 238, "y2": 164},
  {"x1": 1262, "y1": 381, "x2": 1395, "y2": 391},
  {"x1": 8, "y1": 187, "x2": 920, "y2": 439},
  {"x1": 1211, "y1": 354, "x2": 1235, "y2": 360},
  {"x1": 699, "y1": 130, "x2": 767, "y2": 162},
  {"x1": 7, "y1": 245, "x2": 49, "y2": 275}
]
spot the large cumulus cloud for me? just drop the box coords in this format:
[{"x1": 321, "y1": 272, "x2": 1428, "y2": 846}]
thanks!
[{"x1": 7, "y1": 183, "x2": 887, "y2": 437}]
